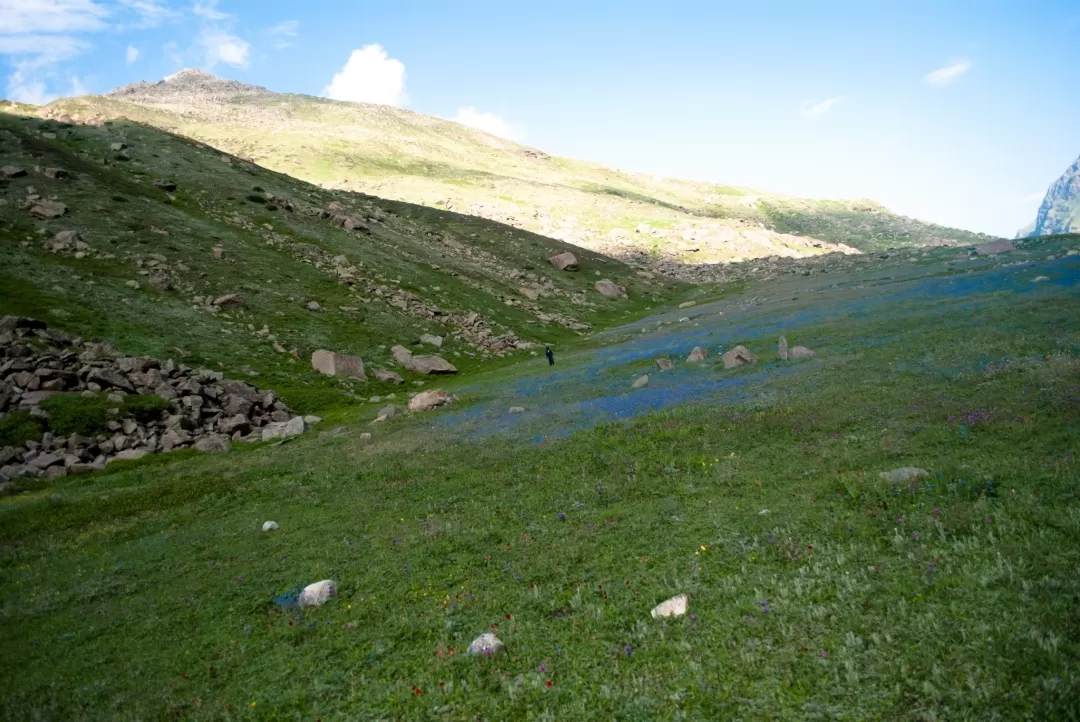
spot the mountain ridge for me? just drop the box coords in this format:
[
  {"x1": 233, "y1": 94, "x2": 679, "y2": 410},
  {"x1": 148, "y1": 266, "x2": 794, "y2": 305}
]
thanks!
[{"x1": 30, "y1": 71, "x2": 994, "y2": 281}]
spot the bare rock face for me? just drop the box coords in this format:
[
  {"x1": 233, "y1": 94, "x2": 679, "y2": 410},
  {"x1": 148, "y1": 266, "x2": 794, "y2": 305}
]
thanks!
[
  {"x1": 311, "y1": 349, "x2": 366, "y2": 380},
  {"x1": 595, "y1": 279, "x2": 628, "y2": 299},
  {"x1": 548, "y1": 252, "x2": 579, "y2": 271},
  {"x1": 408, "y1": 389, "x2": 456, "y2": 412},
  {"x1": 778, "y1": 336, "x2": 789, "y2": 361},
  {"x1": 655, "y1": 358, "x2": 675, "y2": 371},
  {"x1": 721, "y1": 345, "x2": 757, "y2": 369},
  {"x1": 686, "y1": 346, "x2": 708, "y2": 363}
]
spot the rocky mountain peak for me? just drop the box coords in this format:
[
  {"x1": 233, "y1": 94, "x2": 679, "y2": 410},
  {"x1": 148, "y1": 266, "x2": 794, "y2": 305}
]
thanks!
[
  {"x1": 1023, "y1": 154, "x2": 1080, "y2": 237},
  {"x1": 108, "y1": 69, "x2": 271, "y2": 103}
]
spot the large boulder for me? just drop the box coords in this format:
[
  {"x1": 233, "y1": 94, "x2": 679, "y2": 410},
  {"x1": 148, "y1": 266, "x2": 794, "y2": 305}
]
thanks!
[
  {"x1": 408, "y1": 389, "x2": 456, "y2": 412},
  {"x1": 686, "y1": 346, "x2": 708, "y2": 363},
  {"x1": 419, "y1": 333, "x2": 443, "y2": 348},
  {"x1": 372, "y1": 369, "x2": 404, "y2": 384},
  {"x1": 194, "y1": 435, "x2": 231, "y2": 453},
  {"x1": 721, "y1": 345, "x2": 757, "y2": 369},
  {"x1": 595, "y1": 280, "x2": 628, "y2": 299},
  {"x1": 409, "y1": 355, "x2": 457, "y2": 375},
  {"x1": 261, "y1": 416, "x2": 307, "y2": 441},
  {"x1": 548, "y1": 252, "x2": 579, "y2": 271},
  {"x1": 29, "y1": 200, "x2": 67, "y2": 219},
  {"x1": 788, "y1": 346, "x2": 815, "y2": 360},
  {"x1": 311, "y1": 349, "x2": 366, "y2": 379},
  {"x1": 655, "y1": 358, "x2": 675, "y2": 371},
  {"x1": 391, "y1": 345, "x2": 414, "y2": 367}
]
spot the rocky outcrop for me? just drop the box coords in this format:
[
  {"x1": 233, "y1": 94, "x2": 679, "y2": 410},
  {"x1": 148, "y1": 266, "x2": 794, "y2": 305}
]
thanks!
[
  {"x1": 0, "y1": 317, "x2": 307, "y2": 484},
  {"x1": 1025, "y1": 154, "x2": 1080, "y2": 237}
]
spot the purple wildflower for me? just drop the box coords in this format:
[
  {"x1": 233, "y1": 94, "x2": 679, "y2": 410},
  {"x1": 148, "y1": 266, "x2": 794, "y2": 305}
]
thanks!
[
  {"x1": 624, "y1": 645, "x2": 632, "y2": 657},
  {"x1": 556, "y1": 513, "x2": 566, "y2": 521}
]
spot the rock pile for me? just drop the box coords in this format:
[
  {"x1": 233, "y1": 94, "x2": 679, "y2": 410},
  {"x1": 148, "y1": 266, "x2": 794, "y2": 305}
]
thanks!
[{"x1": 0, "y1": 316, "x2": 308, "y2": 483}]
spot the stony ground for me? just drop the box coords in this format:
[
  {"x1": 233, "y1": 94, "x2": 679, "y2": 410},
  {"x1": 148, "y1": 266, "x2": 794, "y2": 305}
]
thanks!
[
  {"x1": 1, "y1": 233, "x2": 1077, "y2": 720},
  {"x1": 0, "y1": 109, "x2": 691, "y2": 419}
]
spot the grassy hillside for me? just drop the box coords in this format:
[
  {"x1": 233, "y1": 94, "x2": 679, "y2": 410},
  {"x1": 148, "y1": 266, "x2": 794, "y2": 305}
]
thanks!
[
  {"x1": 33, "y1": 70, "x2": 994, "y2": 280},
  {"x1": 2, "y1": 233, "x2": 1077, "y2": 719},
  {"x1": 0, "y1": 108, "x2": 689, "y2": 412}
]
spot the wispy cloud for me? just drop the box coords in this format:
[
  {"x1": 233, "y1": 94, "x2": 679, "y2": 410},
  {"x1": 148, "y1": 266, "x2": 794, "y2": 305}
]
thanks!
[
  {"x1": 323, "y1": 44, "x2": 408, "y2": 107},
  {"x1": 0, "y1": 0, "x2": 108, "y2": 34},
  {"x1": 452, "y1": 106, "x2": 523, "y2": 141},
  {"x1": 125, "y1": 44, "x2": 139, "y2": 65},
  {"x1": 1022, "y1": 191, "x2": 1045, "y2": 203},
  {"x1": 268, "y1": 19, "x2": 297, "y2": 49},
  {"x1": 269, "y1": 20, "x2": 298, "y2": 36},
  {"x1": 800, "y1": 96, "x2": 842, "y2": 120},
  {"x1": 925, "y1": 59, "x2": 972, "y2": 86},
  {"x1": 192, "y1": 0, "x2": 229, "y2": 21},
  {"x1": 116, "y1": 0, "x2": 181, "y2": 29}
]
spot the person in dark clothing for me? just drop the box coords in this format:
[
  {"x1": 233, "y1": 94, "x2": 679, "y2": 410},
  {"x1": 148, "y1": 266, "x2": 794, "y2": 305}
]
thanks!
[{"x1": 545, "y1": 346, "x2": 555, "y2": 366}]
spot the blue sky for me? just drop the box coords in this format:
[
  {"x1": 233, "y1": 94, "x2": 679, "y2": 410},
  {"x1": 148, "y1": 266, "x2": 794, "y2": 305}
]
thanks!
[{"x1": 2, "y1": 1, "x2": 1078, "y2": 236}]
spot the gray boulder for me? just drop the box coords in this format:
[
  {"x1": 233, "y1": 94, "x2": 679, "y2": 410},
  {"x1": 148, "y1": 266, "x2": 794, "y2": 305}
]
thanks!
[
  {"x1": 548, "y1": 252, "x2": 579, "y2": 271},
  {"x1": 311, "y1": 349, "x2": 366, "y2": 380}
]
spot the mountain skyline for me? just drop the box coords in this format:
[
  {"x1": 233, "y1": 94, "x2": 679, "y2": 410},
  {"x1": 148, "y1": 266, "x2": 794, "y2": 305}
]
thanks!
[{"x1": 1, "y1": 0, "x2": 1078, "y2": 236}]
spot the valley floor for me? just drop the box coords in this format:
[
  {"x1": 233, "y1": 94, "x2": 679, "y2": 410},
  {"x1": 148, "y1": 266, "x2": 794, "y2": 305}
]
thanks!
[{"x1": 1, "y1": 237, "x2": 1079, "y2": 720}]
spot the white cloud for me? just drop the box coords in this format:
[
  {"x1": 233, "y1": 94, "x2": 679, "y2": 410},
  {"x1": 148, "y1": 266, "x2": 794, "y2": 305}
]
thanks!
[
  {"x1": 452, "y1": 106, "x2": 522, "y2": 141},
  {"x1": 193, "y1": 0, "x2": 228, "y2": 20},
  {"x1": 116, "y1": 0, "x2": 180, "y2": 28},
  {"x1": 269, "y1": 20, "x2": 298, "y2": 36},
  {"x1": 323, "y1": 44, "x2": 407, "y2": 107},
  {"x1": 70, "y1": 75, "x2": 88, "y2": 95},
  {"x1": 925, "y1": 59, "x2": 972, "y2": 86},
  {"x1": 268, "y1": 20, "x2": 297, "y2": 49},
  {"x1": 125, "y1": 44, "x2": 139, "y2": 65},
  {"x1": 0, "y1": 34, "x2": 88, "y2": 61},
  {"x1": 801, "y1": 96, "x2": 842, "y2": 120},
  {"x1": 1022, "y1": 191, "x2": 1045, "y2": 203},
  {"x1": 0, "y1": 0, "x2": 107, "y2": 34},
  {"x1": 197, "y1": 28, "x2": 250, "y2": 68}
]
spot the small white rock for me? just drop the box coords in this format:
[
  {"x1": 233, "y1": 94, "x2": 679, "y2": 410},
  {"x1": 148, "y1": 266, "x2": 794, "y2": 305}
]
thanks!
[
  {"x1": 758, "y1": 509, "x2": 769, "y2": 515},
  {"x1": 632, "y1": 374, "x2": 649, "y2": 389},
  {"x1": 303, "y1": 415, "x2": 323, "y2": 425},
  {"x1": 262, "y1": 520, "x2": 279, "y2": 532},
  {"x1": 1033, "y1": 276, "x2": 1049, "y2": 282},
  {"x1": 466, "y1": 632, "x2": 505, "y2": 656},
  {"x1": 651, "y1": 594, "x2": 688, "y2": 618},
  {"x1": 509, "y1": 406, "x2": 526, "y2": 414},
  {"x1": 298, "y1": 579, "x2": 337, "y2": 608}
]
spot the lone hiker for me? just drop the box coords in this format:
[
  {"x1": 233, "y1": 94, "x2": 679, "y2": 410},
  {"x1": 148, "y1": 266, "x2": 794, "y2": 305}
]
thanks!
[{"x1": 545, "y1": 346, "x2": 555, "y2": 366}]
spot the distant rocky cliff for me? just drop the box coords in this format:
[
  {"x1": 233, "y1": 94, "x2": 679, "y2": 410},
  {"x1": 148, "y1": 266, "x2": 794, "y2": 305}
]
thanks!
[{"x1": 1023, "y1": 154, "x2": 1080, "y2": 237}]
